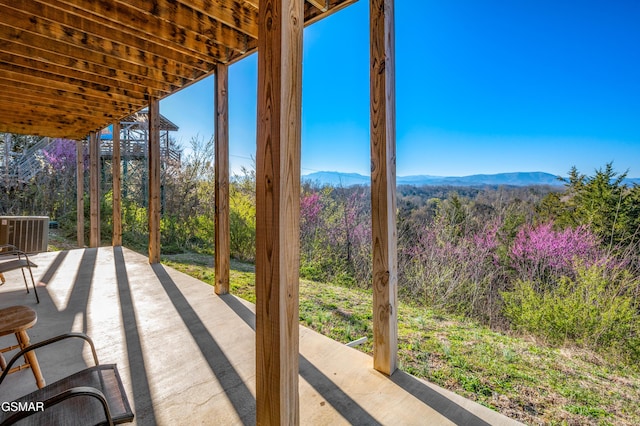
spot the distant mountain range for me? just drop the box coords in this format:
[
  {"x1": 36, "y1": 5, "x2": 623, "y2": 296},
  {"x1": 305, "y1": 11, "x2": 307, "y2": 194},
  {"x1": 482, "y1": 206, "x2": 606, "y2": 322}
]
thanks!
[{"x1": 302, "y1": 171, "x2": 640, "y2": 188}]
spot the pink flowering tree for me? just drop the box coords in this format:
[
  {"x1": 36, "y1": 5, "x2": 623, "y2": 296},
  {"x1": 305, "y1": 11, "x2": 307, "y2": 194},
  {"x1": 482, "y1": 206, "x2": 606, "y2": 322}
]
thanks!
[
  {"x1": 398, "y1": 215, "x2": 504, "y2": 324},
  {"x1": 42, "y1": 139, "x2": 80, "y2": 172},
  {"x1": 299, "y1": 185, "x2": 372, "y2": 286},
  {"x1": 509, "y1": 222, "x2": 604, "y2": 287}
]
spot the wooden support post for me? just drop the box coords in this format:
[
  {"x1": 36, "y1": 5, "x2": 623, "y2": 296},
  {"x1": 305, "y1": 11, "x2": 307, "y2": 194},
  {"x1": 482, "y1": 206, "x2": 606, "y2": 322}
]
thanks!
[
  {"x1": 3, "y1": 133, "x2": 10, "y2": 188},
  {"x1": 214, "y1": 63, "x2": 230, "y2": 295},
  {"x1": 76, "y1": 140, "x2": 84, "y2": 247},
  {"x1": 89, "y1": 132, "x2": 100, "y2": 248},
  {"x1": 256, "y1": 0, "x2": 303, "y2": 423},
  {"x1": 112, "y1": 122, "x2": 122, "y2": 246},
  {"x1": 370, "y1": 0, "x2": 398, "y2": 375},
  {"x1": 148, "y1": 98, "x2": 161, "y2": 264}
]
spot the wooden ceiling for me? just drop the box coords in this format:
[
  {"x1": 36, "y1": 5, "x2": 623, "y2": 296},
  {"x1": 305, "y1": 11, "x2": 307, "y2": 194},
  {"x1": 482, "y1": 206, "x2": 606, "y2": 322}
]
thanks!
[{"x1": 0, "y1": 0, "x2": 357, "y2": 140}]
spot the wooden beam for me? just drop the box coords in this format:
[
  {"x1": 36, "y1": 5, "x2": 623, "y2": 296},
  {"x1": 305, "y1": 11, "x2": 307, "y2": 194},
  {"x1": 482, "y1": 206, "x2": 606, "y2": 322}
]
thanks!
[
  {"x1": 255, "y1": 0, "x2": 303, "y2": 424},
  {"x1": 0, "y1": 75, "x2": 147, "y2": 117},
  {"x1": 0, "y1": 123, "x2": 91, "y2": 141},
  {"x1": 0, "y1": 48, "x2": 170, "y2": 97},
  {"x1": 0, "y1": 99, "x2": 127, "y2": 124},
  {"x1": 0, "y1": 27, "x2": 193, "y2": 94},
  {"x1": 53, "y1": 0, "x2": 250, "y2": 55},
  {"x1": 0, "y1": 98, "x2": 120, "y2": 122},
  {"x1": 112, "y1": 122, "x2": 122, "y2": 247},
  {"x1": 148, "y1": 98, "x2": 161, "y2": 264},
  {"x1": 303, "y1": 0, "x2": 358, "y2": 27},
  {"x1": 0, "y1": 102, "x2": 134, "y2": 140},
  {"x1": 214, "y1": 63, "x2": 230, "y2": 295},
  {"x1": 3, "y1": 0, "x2": 222, "y2": 71},
  {"x1": 2, "y1": 134, "x2": 7, "y2": 182},
  {"x1": 0, "y1": 10, "x2": 209, "y2": 79},
  {"x1": 0, "y1": 39, "x2": 185, "y2": 94},
  {"x1": 4, "y1": 133, "x2": 10, "y2": 189},
  {"x1": 0, "y1": 93, "x2": 137, "y2": 118},
  {"x1": 306, "y1": 0, "x2": 328, "y2": 12},
  {"x1": 170, "y1": 0, "x2": 259, "y2": 38},
  {"x1": 370, "y1": 0, "x2": 398, "y2": 375},
  {"x1": 0, "y1": 107, "x2": 120, "y2": 128},
  {"x1": 0, "y1": 68, "x2": 148, "y2": 105},
  {"x1": 76, "y1": 139, "x2": 84, "y2": 247},
  {"x1": 89, "y1": 132, "x2": 100, "y2": 248}
]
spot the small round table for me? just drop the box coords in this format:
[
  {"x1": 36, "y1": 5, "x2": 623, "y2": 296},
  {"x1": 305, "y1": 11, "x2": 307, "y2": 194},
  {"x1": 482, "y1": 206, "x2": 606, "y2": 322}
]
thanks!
[{"x1": 0, "y1": 305, "x2": 45, "y2": 388}]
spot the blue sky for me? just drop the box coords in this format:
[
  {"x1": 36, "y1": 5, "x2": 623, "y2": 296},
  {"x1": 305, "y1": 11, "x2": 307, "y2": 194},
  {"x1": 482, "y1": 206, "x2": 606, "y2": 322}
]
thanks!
[{"x1": 160, "y1": 1, "x2": 640, "y2": 178}]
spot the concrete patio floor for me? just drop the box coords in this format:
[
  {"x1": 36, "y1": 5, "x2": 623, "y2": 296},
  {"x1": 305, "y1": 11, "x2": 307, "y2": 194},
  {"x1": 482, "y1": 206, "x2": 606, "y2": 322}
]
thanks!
[{"x1": 0, "y1": 246, "x2": 520, "y2": 425}]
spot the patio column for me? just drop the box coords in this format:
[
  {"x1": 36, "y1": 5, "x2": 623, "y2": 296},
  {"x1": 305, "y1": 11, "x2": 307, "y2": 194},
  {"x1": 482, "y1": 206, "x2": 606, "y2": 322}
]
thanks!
[
  {"x1": 76, "y1": 139, "x2": 84, "y2": 247},
  {"x1": 112, "y1": 122, "x2": 122, "y2": 246},
  {"x1": 148, "y1": 97, "x2": 161, "y2": 264},
  {"x1": 3, "y1": 133, "x2": 9, "y2": 188},
  {"x1": 370, "y1": 0, "x2": 398, "y2": 375},
  {"x1": 89, "y1": 131, "x2": 100, "y2": 248},
  {"x1": 255, "y1": 0, "x2": 303, "y2": 423},
  {"x1": 214, "y1": 63, "x2": 230, "y2": 295}
]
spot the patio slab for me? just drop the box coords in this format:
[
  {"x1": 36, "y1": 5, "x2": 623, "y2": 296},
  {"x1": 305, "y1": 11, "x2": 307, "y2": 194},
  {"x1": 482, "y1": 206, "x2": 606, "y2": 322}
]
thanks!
[{"x1": 0, "y1": 247, "x2": 520, "y2": 425}]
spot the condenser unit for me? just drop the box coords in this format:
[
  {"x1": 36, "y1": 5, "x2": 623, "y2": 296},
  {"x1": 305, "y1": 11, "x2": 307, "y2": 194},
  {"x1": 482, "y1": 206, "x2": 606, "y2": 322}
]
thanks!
[{"x1": 0, "y1": 216, "x2": 49, "y2": 253}]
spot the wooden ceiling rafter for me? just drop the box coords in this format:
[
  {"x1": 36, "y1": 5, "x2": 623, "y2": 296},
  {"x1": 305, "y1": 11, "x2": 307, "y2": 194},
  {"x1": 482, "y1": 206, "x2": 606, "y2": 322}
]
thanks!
[
  {"x1": 50, "y1": 0, "x2": 251, "y2": 58},
  {"x1": 242, "y1": 0, "x2": 259, "y2": 10},
  {"x1": 0, "y1": 96, "x2": 140, "y2": 120},
  {"x1": 0, "y1": 78, "x2": 144, "y2": 109},
  {"x1": 4, "y1": 0, "x2": 228, "y2": 71},
  {"x1": 0, "y1": 99, "x2": 122, "y2": 122},
  {"x1": 0, "y1": 50, "x2": 176, "y2": 97},
  {"x1": 0, "y1": 0, "x2": 358, "y2": 140},
  {"x1": 170, "y1": 0, "x2": 259, "y2": 39},
  {"x1": 307, "y1": 0, "x2": 328, "y2": 12},
  {"x1": 0, "y1": 69, "x2": 148, "y2": 105},
  {"x1": 0, "y1": 64, "x2": 162, "y2": 104},
  {"x1": 0, "y1": 38, "x2": 188, "y2": 90},
  {"x1": 0, "y1": 14, "x2": 212, "y2": 80},
  {"x1": 0, "y1": 24, "x2": 198, "y2": 86},
  {"x1": 2, "y1": 113, "x2": 111, "y2": 131}
]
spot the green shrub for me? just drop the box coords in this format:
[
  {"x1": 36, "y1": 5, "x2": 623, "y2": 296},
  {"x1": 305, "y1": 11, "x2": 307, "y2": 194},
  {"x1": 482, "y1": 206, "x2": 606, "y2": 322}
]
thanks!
[
  {"x1": 333, "y1": 271, "x2": 356, "y2": 288},
  {"x1": 300, "y1": 263, "x2": 324, "y2": 282},
  {"x1": 502, "y1": 263, "x2": 640, "y2": 362}
]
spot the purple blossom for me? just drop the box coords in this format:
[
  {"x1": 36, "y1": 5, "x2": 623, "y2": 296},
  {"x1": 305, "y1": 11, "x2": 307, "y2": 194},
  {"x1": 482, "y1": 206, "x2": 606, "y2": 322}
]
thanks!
[
  {"x1": 301, "y1": 192, "x2": 322, "y2": 226},
  {"x1": 42, "y1": 139, "x2": 79, "y2": 172},
  {"x1": 509, "y1": 222, "x2": 602, "y2": 281}
]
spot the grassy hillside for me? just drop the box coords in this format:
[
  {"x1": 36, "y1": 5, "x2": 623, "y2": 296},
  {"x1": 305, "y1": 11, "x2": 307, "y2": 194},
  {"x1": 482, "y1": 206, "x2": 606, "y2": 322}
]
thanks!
[{"x1": 163, "y1": 254, "x2": 640, "y2": 426}]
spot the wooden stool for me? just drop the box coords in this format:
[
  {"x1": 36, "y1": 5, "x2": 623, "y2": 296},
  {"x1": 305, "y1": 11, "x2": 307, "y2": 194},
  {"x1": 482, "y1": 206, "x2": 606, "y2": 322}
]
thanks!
[{"x1": 0, "y1": 305, "x2": 45, "y2": 388}]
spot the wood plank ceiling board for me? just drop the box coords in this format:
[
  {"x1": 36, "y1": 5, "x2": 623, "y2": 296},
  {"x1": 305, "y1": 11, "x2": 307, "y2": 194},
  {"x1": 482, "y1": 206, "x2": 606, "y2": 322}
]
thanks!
[{"x1": 0, "y1": 0, "x2": 358, "y2": 140}]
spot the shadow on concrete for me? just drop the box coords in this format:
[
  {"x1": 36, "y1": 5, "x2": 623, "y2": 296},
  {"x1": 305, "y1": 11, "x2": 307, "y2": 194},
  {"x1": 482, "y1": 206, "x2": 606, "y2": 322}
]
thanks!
[
  {"x1": 390, "y1": 368, "x2": 491, "y2": 426},
  {"x1": 33, "y1": 250, "x2": 68, "y2": 313},
  {"x1": 0, "y1": 250, "x2": 68, "y2": 306},
  {"x1": 37, "y1": 250, "x2": 68, "y2": 286},
  {"x1": 113, "y1": 246, "x2": 158, "y2": 425},
  {"x1": 66, "y1": 248, "x2": 97, "y2": 334},
  {"x1": 298, "y1": 356, "x2": 382, "y2": 425},
  {"x1": 219, "y1": 293, "x2": 382, "y2": 425},
  {"x1": 219, "y1": 294, "x2": 255, "y2": 330},
  {"x1": 152, "y1": 264, "x2": 256, "y2": 425}
]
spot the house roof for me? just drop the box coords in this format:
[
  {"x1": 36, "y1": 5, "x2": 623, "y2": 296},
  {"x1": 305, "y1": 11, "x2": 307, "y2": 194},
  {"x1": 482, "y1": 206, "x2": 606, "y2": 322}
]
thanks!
[
  {"x1": 0, "y1": 0, "x2": 356, "y2": 140},
  {"x1": 120, "y1": 110, "x2": 180, "y2": 133}
]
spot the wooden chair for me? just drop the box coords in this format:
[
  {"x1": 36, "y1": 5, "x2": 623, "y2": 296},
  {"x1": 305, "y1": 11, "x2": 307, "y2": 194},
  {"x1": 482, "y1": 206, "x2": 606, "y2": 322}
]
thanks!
[
  {"x1": 0, "y1": 333, "x2": 134, "y2": 425},
  {"x1": 0, "y1": 245, "x2": 39, "y2": 303},
  {"x1": 0, "y1": 306, "x2": 45, "y2": 389}
]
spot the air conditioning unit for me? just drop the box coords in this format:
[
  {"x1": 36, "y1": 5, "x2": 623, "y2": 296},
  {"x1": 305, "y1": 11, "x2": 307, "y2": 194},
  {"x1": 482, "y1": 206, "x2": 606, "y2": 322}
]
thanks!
[{"x1": 0, "y1": 216, "x2": 49, "y2": 253}]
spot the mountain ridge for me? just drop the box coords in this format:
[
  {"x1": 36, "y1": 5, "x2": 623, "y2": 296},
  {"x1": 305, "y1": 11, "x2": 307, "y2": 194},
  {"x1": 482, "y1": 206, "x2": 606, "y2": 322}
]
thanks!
[{"x1": 302, "y1": 171, "x2": 640, "y2": 187}]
